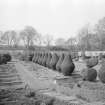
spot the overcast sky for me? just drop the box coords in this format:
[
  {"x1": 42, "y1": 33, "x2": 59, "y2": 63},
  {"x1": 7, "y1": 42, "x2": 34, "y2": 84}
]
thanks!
[{"x1": 0, "y1": 0, "x2": 105, "y2": 40}]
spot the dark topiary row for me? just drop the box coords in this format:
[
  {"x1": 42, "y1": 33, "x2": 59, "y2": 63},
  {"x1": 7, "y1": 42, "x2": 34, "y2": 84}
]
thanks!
[
  {"x1": 23, "y1": 51, "x2": 105, "y2": 84},
  {"x1": 32, "y1": 51, "x2": 75, "y2": 76},
  {"x1": 0, "y1": 53, "x2": 12, "y2": 64}
]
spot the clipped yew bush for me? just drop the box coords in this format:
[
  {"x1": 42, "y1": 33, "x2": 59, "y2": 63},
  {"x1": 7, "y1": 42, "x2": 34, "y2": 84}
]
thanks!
[
  {"x1": 61, "y1": 54, "x2": 75, "y2": 76},
  {"x1": 50, "y1": 53, "x2": 59, "y2": 70},
  {"x1": 98, "y1": 63, "x2": 105, "y2": 83},
  {"x1": 35, "y1": 53, "x2": 40, "y2": 63},
  {"x1": 32, "y1": 53, "x2": 37, "y2": 62},
  {"x1": 40, "y1": 52, "x2": 45, "y2": 65},
  {"x1": 86, "y1": 57, "x2": 98, "y2": 68},
  {"x1": 4, "y1": 53, "x2": 12, "y2": 62},
  {"x1": 46, "y1": 53, "x2": 52, "y2": 68},
  {"x1": 40, "y1": 52, "x2": 44, "y2": 65},
  {"x1": 1, "y1": 55, "x2": 7, "y2": 64},
  {"x1": 81, "y1": 68, "x2": 97, "y2": 81},
  {"x1": 0, "y1": 53, "x2": 12, "y2": 65},
  {"x1": 56, "y1": 53, "x2": 64, "y2": 72},
  {"x1": 43, "y1": 53, "x2": 48, "y2": 67},
  {"x1": 38, "y1": 53, "x2": 42, "y2": 64}
]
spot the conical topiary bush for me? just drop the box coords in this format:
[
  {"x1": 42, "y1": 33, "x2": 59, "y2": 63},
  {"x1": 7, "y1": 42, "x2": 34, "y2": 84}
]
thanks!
[
  {"x1": 98, "y1": 63, "x2": 105, "y2": 83},
  {"x1": 46, "y1": 53, "x2": 52, "y2": 68},
  {"x1": 39, "y1": 52, "x2": 42, "y2": 65},
  {"x1": 37, "y1": 53, "x2": 41, "y2": 64},
  {"x1": 41, "y1": 52, "x2": 45, "y2": 66},
  {"x1": 35, "y1": 53, "x2": 39, "y2": 63},
  {"x1": 38, "y1": 53, "x2": 42, "y2": 65},
  {"x1": 32, "y1": 53, "x2": 35, "y2": 62},
  {"x1": 32, "y1": 52, "x2": 37, "y2": 62},
  {"x1": 86, "y1": 57, "x2": 98, "y2": 68},
  {"x1": 50, "y1": 53, "x2": 59, "y2": 70},
  {"x1": 61, "y1": 54, "x2": 75, "y2": 76},
  {"x1": 43, "y1": 53, "x2": 48, "y2": 67},
  {"x1": 56, "y1": 53, "x2": 64, "y2": 72},
  {"x1": 81, "y1": 68, "x2": 97, "y2": 81}
]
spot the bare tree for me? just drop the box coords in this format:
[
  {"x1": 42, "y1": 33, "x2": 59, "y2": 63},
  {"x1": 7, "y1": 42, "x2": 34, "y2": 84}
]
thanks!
[
  {"x1": 43, "y1": 34, "x2": 53, "y2": 46},
  {"x1": 95, "y1": 17, "x2": 105, "y2": 50},
  {"x1": 0, "y1": 31, "x2": 5, "y2": 44},
  {"x1": 66, "y1": 37, "x2": 77, "y2": 51},
  {"x1": 10, "y1": 31, "x2": 17, "y2": 46},
  {"x1": 55, "y1": 38, "x2": 66, "y2": 46},
  {"x1": 1, "y1": 31, "x2": 10, "y2": 46},
  {"x1": 1, "y1": 30, "x2": 18, "y2": 46},
  {"x1": 13, "y1": 32, "x2": 20, "y2": 47},
  {"x1": 77, "y1": 24, "x2": 92, "y2": 51},
  {"x1": 20, "y1": 26, "x2": 38, "y2": 47}
]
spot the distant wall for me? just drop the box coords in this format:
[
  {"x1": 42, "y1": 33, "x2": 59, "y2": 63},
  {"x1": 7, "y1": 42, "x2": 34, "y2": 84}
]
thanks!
[{"x1": 78, "y1": 51, "x2": 105, "y2": 56}]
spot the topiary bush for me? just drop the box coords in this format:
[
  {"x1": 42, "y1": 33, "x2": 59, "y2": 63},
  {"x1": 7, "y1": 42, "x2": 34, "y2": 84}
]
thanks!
[
  {"x1": 46, "y1": 53, "x2": 52, "y2": 68},
  {"x1": 0, "y1": 55, "x2": 7, "y2": 64},
  {"x1": 81, "y1": 68, "x2": 97, "y2": 81},
  {"x1": 37, "y1": 53, "x2": 42, "y2": 64},
  {"x1": 35, "y1": 53, "x2": 39, "y2": 63},
  {"x1": 0, "y1": 53, "x2": 12, "y2": 65},
  {"x1": 86, "y1": 57, "x2": 98, "y2": 68},
  {"x1": 43, "y1": 52, "x2": 48, "y2": 67},
  {"x1": 56, "y1": 53, "x2": 64, "y2": 72},
  {"x1": 4, "y1": 53, "x2": 12, "y2": 62},
  {"x1": 50, "y1": 53, "x2": 59, "y2": 70},
  {"x1": 98, "y1": 63, "x2": 105, "y2": 83},
  {"x1": 41, "y1": 52, "x2": 45, "y2": 66},
  {"x1": 61, "y1": 54, "x2": 75, "y2": 76},
  {"x1": 32, "y1": 52, "x2": 37, "y2": 62}
]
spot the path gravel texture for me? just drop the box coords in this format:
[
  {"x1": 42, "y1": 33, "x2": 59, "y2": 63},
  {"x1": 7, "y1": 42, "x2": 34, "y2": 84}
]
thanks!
[{"x1": 15, "y1": 61, "x2": 56, "y2": 91}]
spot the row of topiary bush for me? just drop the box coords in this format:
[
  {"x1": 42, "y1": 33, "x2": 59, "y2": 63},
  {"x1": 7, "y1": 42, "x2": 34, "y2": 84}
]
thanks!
[
  {"x1": 20, "y1": 50, "x2": 105, "y2": 84},
  {"x1": 0, "y1": 53, "x2": 12, "y2": 64},
  {"x1": 32, "y1": 51, "x2": 105, "y2": 84},
  {"x1": 32, "y1": 52, "x2": 75, "y2": 76}
]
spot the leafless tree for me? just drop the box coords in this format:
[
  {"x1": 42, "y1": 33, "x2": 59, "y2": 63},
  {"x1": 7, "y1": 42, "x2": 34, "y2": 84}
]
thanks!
[
  {"x1": 66, "y1": 37, "x2": 77, "y2": 51},
  {"x1": 20, "y1": 26, "x2": 38, "y2": 47},
  {"x1": 55, "y1": 38, "x2": 66, "y2": 46},
  {"x1": 95, "y1": 17, "x2": 105, "y2": 50},
  {"x1": 43, "y1": 34, "x2": 53, "y2": 46},
  {"x1": 1, "y1": 30, "x2": 18, "y2": 46},
  {"x1": 77, "y1": 24, "x2": 92, "y2": 51}
]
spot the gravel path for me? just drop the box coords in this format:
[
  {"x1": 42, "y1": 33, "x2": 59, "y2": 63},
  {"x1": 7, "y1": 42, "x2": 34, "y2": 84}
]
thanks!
[{"x1": 15, "y1": 61, "x2": 56, "y2": 91}]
